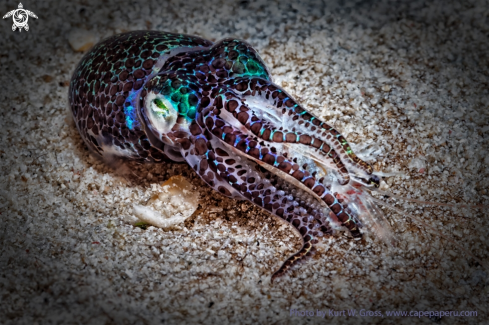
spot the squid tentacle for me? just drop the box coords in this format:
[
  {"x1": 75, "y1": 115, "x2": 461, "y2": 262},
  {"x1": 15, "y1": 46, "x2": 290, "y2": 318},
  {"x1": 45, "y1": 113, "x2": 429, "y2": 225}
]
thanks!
[
  {"x1": 219, "y1": 91, "x2": 351, "y2": 185},
  {"x1": 224, "y1": 77, "x2": 374, "y2": 182},
  {"x1": 202, "y1": 107, "x2": 362, "y2": 237},
  {"x1": 271, "y1": 235, "x2": 315, "y2": 283},
  {"x1": 177, "y1": 131, "x2": 332, "y2": 280}
]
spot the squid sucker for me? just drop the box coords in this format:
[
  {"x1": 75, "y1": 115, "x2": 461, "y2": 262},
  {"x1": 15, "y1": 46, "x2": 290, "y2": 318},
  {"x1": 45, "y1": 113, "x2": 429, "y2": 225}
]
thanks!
[{"x1": 69, "y1": 31, "x2": 384, "y2": 281}]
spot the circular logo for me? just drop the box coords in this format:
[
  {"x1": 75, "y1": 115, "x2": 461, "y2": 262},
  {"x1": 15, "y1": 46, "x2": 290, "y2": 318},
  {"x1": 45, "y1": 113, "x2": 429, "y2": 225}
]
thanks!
[{"x1": 2, "y1": 3, "x2": 38, "y2": 32}]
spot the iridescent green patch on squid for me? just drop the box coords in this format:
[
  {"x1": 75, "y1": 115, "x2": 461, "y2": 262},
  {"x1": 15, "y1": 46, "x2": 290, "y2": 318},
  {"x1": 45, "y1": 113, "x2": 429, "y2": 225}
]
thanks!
[
  {"x1": 163, "y1": 79, "x2": 199, "y2": 120},
  {"x1": 232, "y1": 55, "x2": 268, "y2": 79},
  {"x1": 246, "y1": 59, "x2": 264, "y2": 76}
]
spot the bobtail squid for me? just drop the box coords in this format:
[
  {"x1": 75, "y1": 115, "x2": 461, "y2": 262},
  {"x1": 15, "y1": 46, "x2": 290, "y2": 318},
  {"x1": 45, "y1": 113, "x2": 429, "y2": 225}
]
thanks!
[{"x1": 69, "y1": 31, "x2": 386, "y2": 281}]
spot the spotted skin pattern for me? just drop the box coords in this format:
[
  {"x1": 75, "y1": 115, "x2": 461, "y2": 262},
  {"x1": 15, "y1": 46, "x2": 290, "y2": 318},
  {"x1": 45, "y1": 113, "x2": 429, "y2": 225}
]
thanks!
[
  {"x1": 69, "y1": 31, "x2": 213, "y2": 161},
  {"x1": 70, "y1": 31, "x2": 378, "y2": 281}
]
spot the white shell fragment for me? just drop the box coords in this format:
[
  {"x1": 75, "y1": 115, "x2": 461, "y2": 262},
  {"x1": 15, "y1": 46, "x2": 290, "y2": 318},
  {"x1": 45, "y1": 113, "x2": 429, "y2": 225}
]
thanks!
[
  {"x1": 132, "y1": 205, "x2": 188, "y2": 228},
  {"x1": 67, "y1": 28, "x2": 97, "y2": 52},
  {"x1": 132, "y1": 176, "x2": 199, "y2": 228}
]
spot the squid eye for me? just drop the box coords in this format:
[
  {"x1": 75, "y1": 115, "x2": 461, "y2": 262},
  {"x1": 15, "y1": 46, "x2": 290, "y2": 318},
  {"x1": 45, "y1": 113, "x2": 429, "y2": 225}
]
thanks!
[
  {"x1": 143, "y1": 93, "x2": 179, "y2": 143},
  {"x1": 152, "y1": 98, "x2": 170, "y2": 117}
]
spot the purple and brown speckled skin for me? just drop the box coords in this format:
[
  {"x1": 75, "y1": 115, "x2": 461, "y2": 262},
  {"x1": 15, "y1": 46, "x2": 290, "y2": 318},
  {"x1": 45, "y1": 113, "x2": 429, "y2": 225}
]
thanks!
[
  {"x1": 69, "y1": 31, "x2": 213, "y2": 161},
  {"x1": 70, "y1": 31, "x2": 377, "y2": 280}
]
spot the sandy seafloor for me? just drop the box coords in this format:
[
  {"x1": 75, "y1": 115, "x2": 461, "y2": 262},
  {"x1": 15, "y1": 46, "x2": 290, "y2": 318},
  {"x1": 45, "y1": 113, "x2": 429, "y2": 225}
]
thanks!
[{"x1": 1, "y1": 0, "x2": 489, "y2": 324}]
